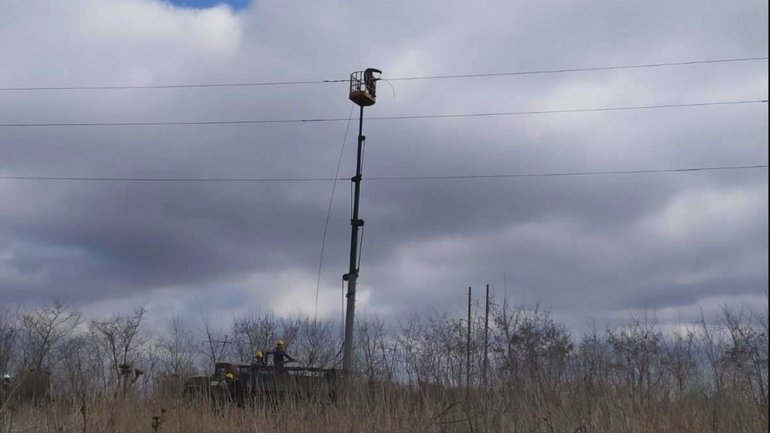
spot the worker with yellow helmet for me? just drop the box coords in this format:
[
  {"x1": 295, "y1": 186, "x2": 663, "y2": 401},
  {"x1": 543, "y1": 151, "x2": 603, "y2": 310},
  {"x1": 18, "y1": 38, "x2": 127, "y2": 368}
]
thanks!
[
  {"x1": 267, "y1": 339, "x2": 295, "y2": 372},
  {"x1": 252, "y1": 350, "x2": 267, "y2": 368}
]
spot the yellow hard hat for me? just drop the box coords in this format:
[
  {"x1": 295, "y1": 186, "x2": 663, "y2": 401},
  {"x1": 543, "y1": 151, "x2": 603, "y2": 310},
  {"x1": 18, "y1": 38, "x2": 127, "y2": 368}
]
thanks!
[
  {"x1": 276, "y1": 340, "x2": 285, "y2": 347},
  {"x1": 255, "y1": 351, "x2": 264, "y2": 358},
  {"x1": 225, "y1": 372, "x2": 234, "y2": 380}
]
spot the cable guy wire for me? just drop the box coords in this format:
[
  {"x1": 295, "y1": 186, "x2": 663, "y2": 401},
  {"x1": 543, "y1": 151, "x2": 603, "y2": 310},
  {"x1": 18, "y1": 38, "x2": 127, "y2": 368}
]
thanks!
[{"x1": 314, "y1": 104, "x2": 355, "y2": 321}]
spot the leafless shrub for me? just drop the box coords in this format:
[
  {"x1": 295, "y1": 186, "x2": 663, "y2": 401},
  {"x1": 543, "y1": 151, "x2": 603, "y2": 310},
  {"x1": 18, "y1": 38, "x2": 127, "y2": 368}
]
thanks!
[
  {"x1": 20, "y1": 302, "x2": 79, "y2": 371},
  {"x1": 0, "y1": 301, "x2": 766, "y2": 433},
  {"x1": 720, "y1": 307, "x2": 768, "y2": 406},
  {"x1": 156, "y1": 317, "x2": 196, "y2": 378},
  {"x1": 355, "y1": 316, "x2": 396, "y2": 381},
  {"x1": 231, "y1": 312, "x2": 279, "y2": 363},
  {"x1": 199, "y1": 316, "x2": 229, "y2": 370},
  {"x1": 606, "y1": 313, "x2": 664, "y2": 402},
  {"x1": 491, "y1": 302, "x2": 573, "y2": 397},
  {"x1": 295, "y1": 318, "x2": 340, "y2": 368},
  {"x1": 90, "y1": 307, "x2": 146, "y2": 397},
  {"x1": 0, "y1": 308, "x2": 17, "y2": 377}
]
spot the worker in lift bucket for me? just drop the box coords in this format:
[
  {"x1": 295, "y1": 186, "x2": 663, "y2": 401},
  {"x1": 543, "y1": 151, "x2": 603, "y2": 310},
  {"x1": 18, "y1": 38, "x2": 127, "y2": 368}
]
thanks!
[{"x1": 363, "y1": 68, "x2": 381, "y2": 96}]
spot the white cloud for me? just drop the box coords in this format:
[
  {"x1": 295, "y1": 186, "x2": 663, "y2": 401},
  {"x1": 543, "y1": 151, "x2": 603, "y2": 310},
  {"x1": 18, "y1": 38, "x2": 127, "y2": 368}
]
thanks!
[
  {"x1": 635, "y1": 184, "x2": 767, "y2": 244},
  {"x1": 0, "y1": 0, "x2": 242, "y2": 86},
  {"x1": 0, "y1": 0, "x2": 766, "y2": 331}
]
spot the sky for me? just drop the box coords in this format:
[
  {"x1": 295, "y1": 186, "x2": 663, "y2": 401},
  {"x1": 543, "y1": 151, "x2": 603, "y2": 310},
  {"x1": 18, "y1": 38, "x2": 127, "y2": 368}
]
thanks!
[
  {"x1": 0, "y1": 0, "x2": 767, "y2": 332},
  {"x1": 166, "y1": 0, "x2": 250, "y2": 10}
]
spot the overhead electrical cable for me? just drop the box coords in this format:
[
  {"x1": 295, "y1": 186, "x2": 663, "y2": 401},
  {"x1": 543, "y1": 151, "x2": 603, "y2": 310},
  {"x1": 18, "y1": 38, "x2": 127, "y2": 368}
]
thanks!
[
  {"x1": 362, "y1": 164, "x2": 769, "y2": 180},
  {"x1": 0, "y1": 56, "x2": 765, "y2": 91},
  {"x1": 0, "y1": 79, "x2": 347, "y2": 91},
  {"x1": 0, "y1": 164, "x2": 765, "y2": 183},
  {"x1": 386, "y1": 56, "x2": 769, "y2": 81},
  {"x1": 366, "y1": 100, "x2": 768, "y2": 121},
  {"x1": 0, "y1": 175, "x2": 339, "y2": 182},
  {"x1": 0, "y1": 99, "x2": 765, "y2": 128}
]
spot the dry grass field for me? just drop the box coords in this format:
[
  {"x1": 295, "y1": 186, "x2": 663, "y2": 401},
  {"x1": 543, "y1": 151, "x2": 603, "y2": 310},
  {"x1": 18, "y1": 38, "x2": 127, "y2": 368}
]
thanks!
[{"x1": 2, "y1": 379, "x2": 767, "y2": 433}]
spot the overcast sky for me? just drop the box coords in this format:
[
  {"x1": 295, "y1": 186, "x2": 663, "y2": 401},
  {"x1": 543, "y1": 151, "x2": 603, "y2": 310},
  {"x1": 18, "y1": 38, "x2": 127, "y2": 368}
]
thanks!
[{"x1": 0, "y1": 0, "x2": 767, "y2": 331}]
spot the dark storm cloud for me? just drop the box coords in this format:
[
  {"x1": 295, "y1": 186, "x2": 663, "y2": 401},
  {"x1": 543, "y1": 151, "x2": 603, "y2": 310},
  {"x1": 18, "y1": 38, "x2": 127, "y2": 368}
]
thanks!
[{"x1": 0, "y1": 0, "x2": 767, "y2": 325}]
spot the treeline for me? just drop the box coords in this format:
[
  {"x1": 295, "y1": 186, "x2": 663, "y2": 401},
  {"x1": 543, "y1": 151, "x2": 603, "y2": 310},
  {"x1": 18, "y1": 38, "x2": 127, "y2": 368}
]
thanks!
[{"x1": 1, "y1": 300, "x2": 767, "y2": 404}]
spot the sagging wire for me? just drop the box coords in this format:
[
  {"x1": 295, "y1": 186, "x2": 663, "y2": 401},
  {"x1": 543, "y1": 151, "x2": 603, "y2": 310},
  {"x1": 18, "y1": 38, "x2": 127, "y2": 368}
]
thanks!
[
  {"x1": 313, "y1": 104, "x2": 356, "y2": 323},
  {"x1": 378, "y1": 78, "x2": 397, "y2": 99}
]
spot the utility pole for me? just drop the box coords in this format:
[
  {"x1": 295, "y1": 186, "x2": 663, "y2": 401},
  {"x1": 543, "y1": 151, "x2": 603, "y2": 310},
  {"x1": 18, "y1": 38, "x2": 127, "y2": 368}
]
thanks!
[
  {"x1": 343, "y1": 68, "x2": 381, "y2": 375},
  {"x1": 466, "y1": 286, "x2": 472, "y2": 391},
  {"x1": 483, "y1": 283, "x2": 490, "y2": 388}
]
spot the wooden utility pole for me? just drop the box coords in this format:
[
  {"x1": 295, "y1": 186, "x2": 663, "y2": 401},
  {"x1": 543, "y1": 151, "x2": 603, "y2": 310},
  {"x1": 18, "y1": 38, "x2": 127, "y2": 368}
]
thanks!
[
  {"x1": 483, "y1": 283, "x2": 490, "y2": 388},
  {"x1": 466, "y1": 286, "x2": 472, "y2": 391}
]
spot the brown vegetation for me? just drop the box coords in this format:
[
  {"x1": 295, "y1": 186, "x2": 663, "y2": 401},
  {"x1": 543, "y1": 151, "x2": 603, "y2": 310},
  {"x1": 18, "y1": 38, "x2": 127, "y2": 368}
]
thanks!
[{"x1": 0, "y1": 301, "x2": 766, "y2": 433}]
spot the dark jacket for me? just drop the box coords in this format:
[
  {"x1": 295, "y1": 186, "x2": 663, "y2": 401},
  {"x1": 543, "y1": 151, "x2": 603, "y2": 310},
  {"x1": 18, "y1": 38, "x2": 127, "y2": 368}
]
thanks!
[{"x1": 269, "y1": 347, "x2": 294, "y2": 368}]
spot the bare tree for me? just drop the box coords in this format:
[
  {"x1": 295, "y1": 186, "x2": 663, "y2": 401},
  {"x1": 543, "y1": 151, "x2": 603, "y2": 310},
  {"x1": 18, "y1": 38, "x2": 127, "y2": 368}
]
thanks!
[
  {"x1": 0, "y1": 308, "x2": 18, "y2": 376},
  {"x1": 20, "y1": 302, "x2": 80, "y2": 371},
  {"x1": 491, "y1": 304, "x2": 573, "y2": 390},
  {"x1": 721, "y1": 307, "x2": 768, "y2": 406},
  {"x1": 355, "y1": 316, "x2": 394, "y2": 380},
  {"x1": 90, "y1": 307, "x2": 146, "y2": 396},
  {"x1": 295, "y1": 318, "x2": 340, "y2": 368},
  {"x1": 230, "y1": 313, "x2": 278, "y2": 363},
  {"x1": 54, "y1": 333, "x2": 91, "y2": 403},
  {"x1": 157, "y1": 317, "x2": 196, "y2": 377},
  {"x1": 200, "y1": 316, "x2": 230, "y2": 371},
  {"x1": 607, "y1": 312, "x2": 664, "y2": 404},
  {"x1": 661, "y1": 326, "x2": 697, "y2": 396}
]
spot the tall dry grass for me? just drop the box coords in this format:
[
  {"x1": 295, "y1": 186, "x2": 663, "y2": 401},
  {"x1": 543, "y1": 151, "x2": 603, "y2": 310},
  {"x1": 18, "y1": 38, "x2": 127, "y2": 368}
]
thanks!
[{"x1": 1, "y1": 375, "x2": 767, "y2": 433}]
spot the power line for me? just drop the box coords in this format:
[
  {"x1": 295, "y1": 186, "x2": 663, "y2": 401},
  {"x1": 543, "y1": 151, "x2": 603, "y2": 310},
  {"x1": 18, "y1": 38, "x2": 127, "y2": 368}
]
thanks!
[
  {"x1": 0, "y1": 79, "x2": 347, "y2": 92},
  {"x1": 0, "y1": 164, "x2": 765, "y2": 183},
  {"x1": 1, "y1": 99, "x2": 765, "y2": 128},
  {"x1": 386, "y1": 56, "x2": 769, "y2": 82},
  {"x1": 0, "y1": 175, "x2": 338, "y2": 182},
  {"x1": 364, "y1": 164, "x2": 769, "y2": 180},
  {"x1": 0, "y1": 56, "x2": 765, "y2": 91},
  {"x1": 367, "y1": 100, "x2": 767, "y2": 121}
]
